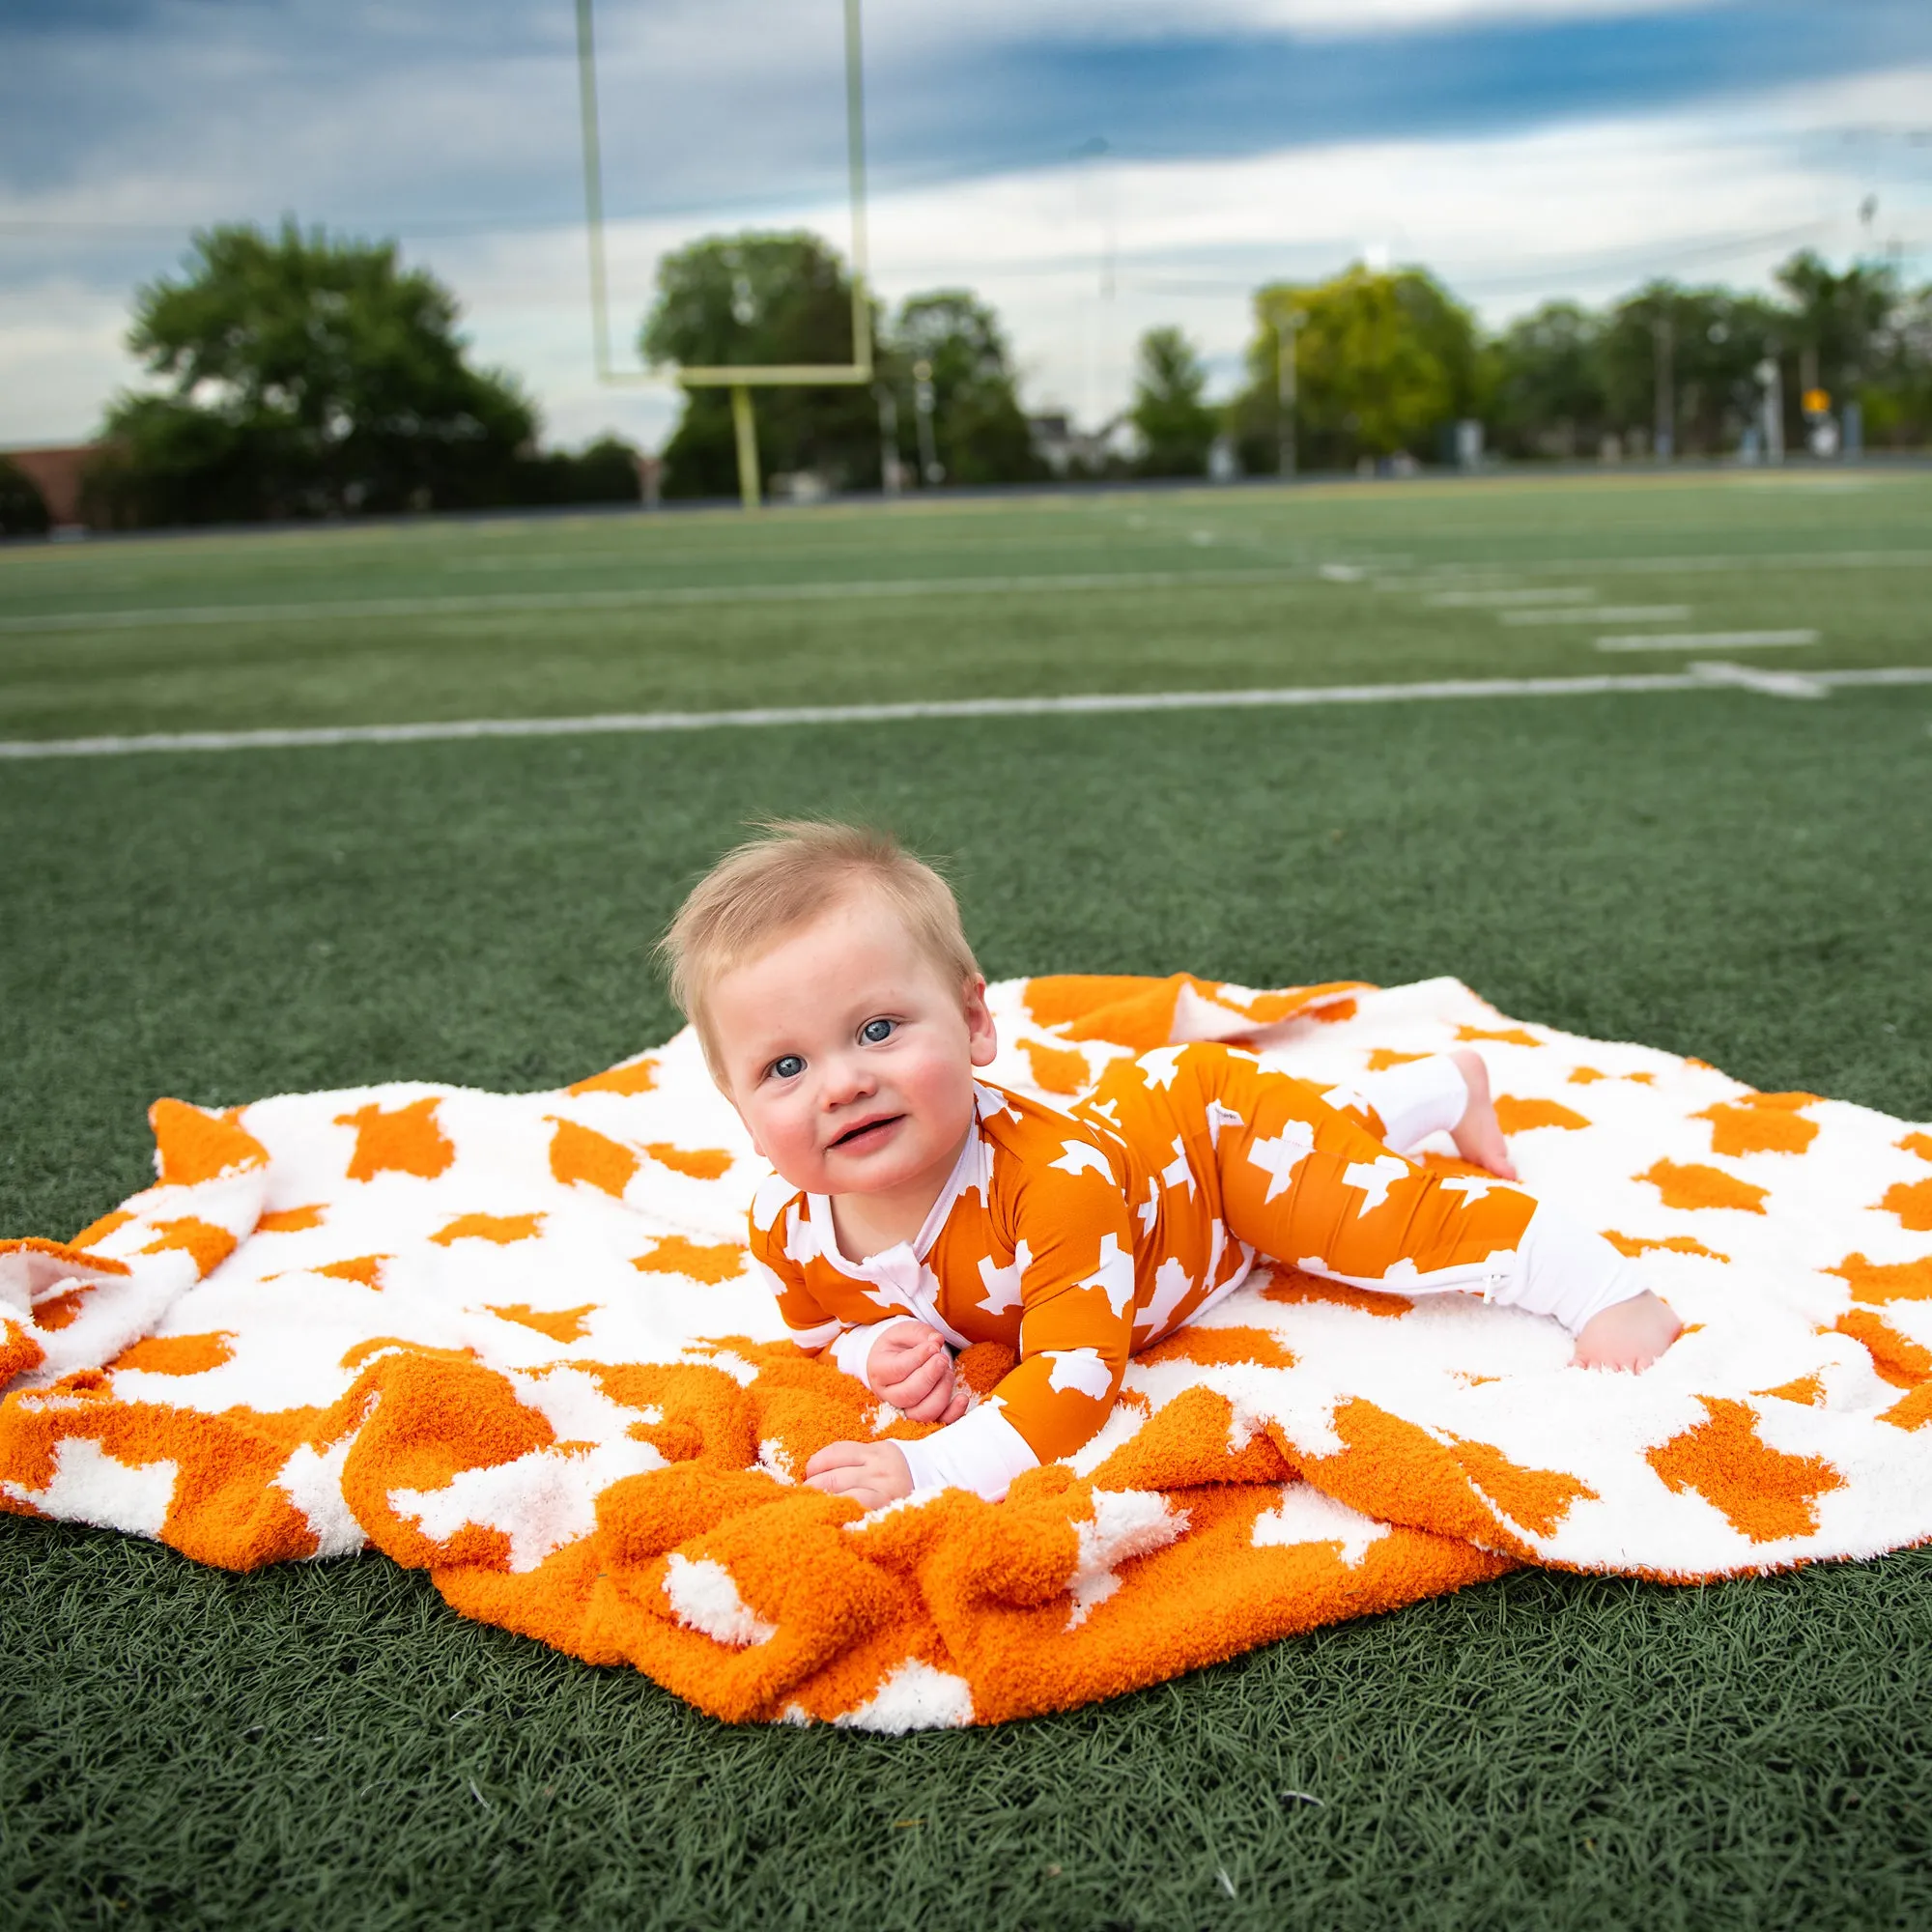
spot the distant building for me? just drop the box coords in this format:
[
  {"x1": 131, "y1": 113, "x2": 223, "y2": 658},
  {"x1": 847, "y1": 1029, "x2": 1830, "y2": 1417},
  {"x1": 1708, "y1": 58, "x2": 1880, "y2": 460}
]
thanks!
[
  {"x1": 3, "y1": 443, "x2": 101, "y2": 527},
  {"x1": 767, "y1": 469, "x2": 832, "y2": 505},
  {"x1": 1027, "y1": 412, "x2": 1131, "y2": 479}
]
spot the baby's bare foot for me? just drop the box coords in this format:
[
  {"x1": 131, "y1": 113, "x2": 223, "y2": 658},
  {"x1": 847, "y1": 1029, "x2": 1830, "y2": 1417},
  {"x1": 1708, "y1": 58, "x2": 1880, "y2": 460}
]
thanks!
[
  {"x1": 1448, "y1": 1049, "x2": 1519, "y2": 1180},
  {"x1": 1573, "y1": 1290, "x2": 1682, "y2": 1372}
]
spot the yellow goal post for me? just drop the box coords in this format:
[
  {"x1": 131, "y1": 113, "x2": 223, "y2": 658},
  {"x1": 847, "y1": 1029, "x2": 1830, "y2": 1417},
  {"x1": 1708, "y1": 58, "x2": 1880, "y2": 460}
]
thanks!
[{"x1": 573, "y1": 0, "x2": 875, "y2": 507}]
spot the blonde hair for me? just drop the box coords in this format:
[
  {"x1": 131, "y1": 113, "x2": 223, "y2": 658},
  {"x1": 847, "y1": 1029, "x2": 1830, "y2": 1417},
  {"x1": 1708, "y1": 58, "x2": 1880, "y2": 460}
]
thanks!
[{"x1": 657, "y1": 820, "x2": 980, "y2": 1079}]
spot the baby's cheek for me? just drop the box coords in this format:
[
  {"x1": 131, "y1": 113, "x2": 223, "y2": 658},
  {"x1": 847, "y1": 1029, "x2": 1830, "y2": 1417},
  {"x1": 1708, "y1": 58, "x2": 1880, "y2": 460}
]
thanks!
[{"x1": 757, "y1": 1101, "x2": 827, "y2": 1189}]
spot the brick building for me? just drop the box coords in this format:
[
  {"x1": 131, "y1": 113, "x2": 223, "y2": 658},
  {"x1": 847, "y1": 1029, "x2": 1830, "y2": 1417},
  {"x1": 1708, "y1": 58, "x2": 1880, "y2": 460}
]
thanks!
[{"x1": 3, "y1": 443, "x2": 100, "y2": 527}]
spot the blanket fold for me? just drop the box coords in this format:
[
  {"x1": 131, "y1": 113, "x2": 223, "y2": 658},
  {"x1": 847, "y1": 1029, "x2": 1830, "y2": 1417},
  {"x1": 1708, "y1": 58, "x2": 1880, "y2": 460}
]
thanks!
[{"x1": 5, "y1": 973, "x2": 1929, "y2": 1729}]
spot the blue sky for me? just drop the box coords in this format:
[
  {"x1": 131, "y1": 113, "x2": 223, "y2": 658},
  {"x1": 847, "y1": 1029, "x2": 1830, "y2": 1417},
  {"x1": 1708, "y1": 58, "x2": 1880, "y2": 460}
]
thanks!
[{"x1": 3, "y1": 0, "x2": 1928, "y2": 446}]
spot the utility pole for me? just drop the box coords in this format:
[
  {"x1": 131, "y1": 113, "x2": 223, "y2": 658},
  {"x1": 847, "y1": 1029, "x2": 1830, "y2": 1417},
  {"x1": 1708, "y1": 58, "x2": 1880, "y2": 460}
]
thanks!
[
  {"x1": 1276, "y1": 307, "x2": 1305, "y2": 479},
  {"x1": 912, "y1": 358, "x2": 942, "y2": 484},
  {"x1": 875, "y1": 383, "x2": 901, "y2": 497},
  {"x1": 1755, "y1": 352, "x2": 1784, "y2": 466},
  {"x1": 1652, "y1": 309, "x2": 1674, "y2": 462},
  {"x1": 1069, "y1": 135, "x2": 1113, "y2": 444}
]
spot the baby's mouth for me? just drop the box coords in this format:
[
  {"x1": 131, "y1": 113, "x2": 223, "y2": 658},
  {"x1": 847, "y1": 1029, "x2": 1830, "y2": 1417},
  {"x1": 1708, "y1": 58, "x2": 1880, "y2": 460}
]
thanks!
[{"x1": 830, "y1": 1113, "x2": 903, "y2": 1151}]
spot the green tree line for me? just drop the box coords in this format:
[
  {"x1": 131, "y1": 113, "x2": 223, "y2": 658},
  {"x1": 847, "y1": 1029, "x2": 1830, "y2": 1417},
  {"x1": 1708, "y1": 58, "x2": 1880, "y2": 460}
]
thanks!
[
  {"x1": 1215, "y1": 251, "x2": 1929, "y2": 475},
  {"x1": 69, "y1": 222, "x2": 646, "y2": 530},
  {"x1": 648, "y1": 234, "x2": 1932, "y2": 490},
  {"x1": 21, "y1": 219, "x2": 1927, "y2": 534}
]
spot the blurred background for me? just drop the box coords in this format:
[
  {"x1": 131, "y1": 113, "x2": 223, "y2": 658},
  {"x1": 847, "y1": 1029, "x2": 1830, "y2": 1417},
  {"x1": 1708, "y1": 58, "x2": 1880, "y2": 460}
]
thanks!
[{"x1": 2, "y1": 0, "x2": 1929, "y2": 528}]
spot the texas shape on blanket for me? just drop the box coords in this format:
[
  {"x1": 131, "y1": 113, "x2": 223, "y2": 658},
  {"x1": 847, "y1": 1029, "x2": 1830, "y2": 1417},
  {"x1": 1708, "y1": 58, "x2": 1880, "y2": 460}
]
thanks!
[{"x1": 5, "y1": 974, "x2": 1931, "y2": 1730}]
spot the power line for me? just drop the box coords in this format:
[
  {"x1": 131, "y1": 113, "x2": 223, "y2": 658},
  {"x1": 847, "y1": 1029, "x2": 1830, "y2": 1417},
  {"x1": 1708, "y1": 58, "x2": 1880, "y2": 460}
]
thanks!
[{"x1": 14, "y1": 117, "x2": 1922, "y2": 251}]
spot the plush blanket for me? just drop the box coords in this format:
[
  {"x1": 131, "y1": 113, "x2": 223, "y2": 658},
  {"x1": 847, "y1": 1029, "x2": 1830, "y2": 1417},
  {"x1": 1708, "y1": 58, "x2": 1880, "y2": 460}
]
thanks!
[{"x1": 5, "y1": 975, "x2": 1930, "y2": 1731}]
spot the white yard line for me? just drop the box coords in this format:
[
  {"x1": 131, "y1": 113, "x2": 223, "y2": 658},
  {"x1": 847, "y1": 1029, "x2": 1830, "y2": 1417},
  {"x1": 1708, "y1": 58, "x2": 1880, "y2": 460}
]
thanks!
[
  {"x1": 8, "y1": 544, "x2": 1932, "y2": 634},
  {"x1": 441, "y1": 531, "x2": 1180, "y2": 571},
  {"x1": 1425, "y1": 548, "x2": 1932, "y2": 579},
  {"x1": 1595, "y1": 629, "x2": 1820, "y2": 650},
  {"x1": 1424, "y1": 587, "x2": 1595, "y2": 607},
  {"x1": 1502, "y1": 605, "x2": 1690, "y2": 625},
  {"x1": 4, "y1": 665, "x2": 1929, "y2": 761},
  {"x1": 1685, "y1": 660, "x2": 1831, "y2": 699},
  {"x1": 0, "y1": 567, "x2": 1312, "y2": 634}
]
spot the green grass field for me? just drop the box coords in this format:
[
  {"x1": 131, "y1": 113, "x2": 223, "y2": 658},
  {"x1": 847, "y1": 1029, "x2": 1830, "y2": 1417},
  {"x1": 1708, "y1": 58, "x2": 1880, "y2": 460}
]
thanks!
[{"x1": 4, "y1": 472, "x2": 1931, "y2": 1929}]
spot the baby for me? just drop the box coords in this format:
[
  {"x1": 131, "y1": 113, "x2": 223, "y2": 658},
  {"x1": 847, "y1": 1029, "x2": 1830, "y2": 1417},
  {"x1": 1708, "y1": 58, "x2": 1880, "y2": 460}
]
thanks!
[{"x1": 661, "y1": 822, "x2": 1681, "y2": 1510}]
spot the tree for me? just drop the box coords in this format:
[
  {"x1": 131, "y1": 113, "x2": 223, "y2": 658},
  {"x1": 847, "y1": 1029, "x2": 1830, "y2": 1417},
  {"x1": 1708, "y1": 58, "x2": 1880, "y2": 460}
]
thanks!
[
  {"x1": 1776, "y1": 250, "x2": 1898, "y2": 396},
  {"x1": 1769, "y1": 249, "x2": 1932, "y2": 447},
  {"x1": 1597, "y1": 280, "x2": 1785, "y2": 457},
  {"x1": 1129, "y1": 327, "x2": 1218, "y2": 477},
  {"x1": 511, "y1": 436, "x2": 644, "y2": 507},
  {"x1": 1231, "y1": 265, "x2": 1481, "y2": 472},
  {"x1": 1495, "y1": 262, "x2": 1918, "y2": 461},
  {"x1": 1864, "y1": 280, "x2": 1932, "y2": 447},
  {"x1": 883, "y1": 291, "x2": 1042, "y2": 486},
  {"x1": 1486, "y1": 301, "x2": 1607, "y2": 459},
  {"x1": 641, "y1": 232, "x2": 880, "y2": 497},
  {"x1": 98, "y1": 221, "x2": 537, "y2": 525}
]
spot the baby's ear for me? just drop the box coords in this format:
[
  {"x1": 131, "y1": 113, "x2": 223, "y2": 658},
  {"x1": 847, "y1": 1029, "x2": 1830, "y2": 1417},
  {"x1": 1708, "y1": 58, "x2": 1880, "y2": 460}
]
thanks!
[{"x1": 963, "y1": 974, "x2": 999, "y2": 1067}]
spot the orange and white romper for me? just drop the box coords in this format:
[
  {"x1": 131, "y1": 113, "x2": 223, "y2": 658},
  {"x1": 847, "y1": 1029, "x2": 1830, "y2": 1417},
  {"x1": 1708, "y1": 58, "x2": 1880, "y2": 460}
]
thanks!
[{"x1": 747, "y1": 1044, "x2": 1639, "y2": 1500}]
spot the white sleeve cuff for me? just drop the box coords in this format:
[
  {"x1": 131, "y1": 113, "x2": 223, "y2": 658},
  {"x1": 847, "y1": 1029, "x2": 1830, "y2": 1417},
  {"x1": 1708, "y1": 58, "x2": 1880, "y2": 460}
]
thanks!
[
  {"x1": 828, "y1": 1318, "x2": 902, "y2": 1386},
  {"x1": 1359, "y1": 1055, "x2": 1468, "y2": 1152},
  {"x1": 1497, "y1": 1201, "x2": 1645, "y2": 1334},
  {"x1": 895, "y1": 1401, "x2": 1042, "y2": 1503}
]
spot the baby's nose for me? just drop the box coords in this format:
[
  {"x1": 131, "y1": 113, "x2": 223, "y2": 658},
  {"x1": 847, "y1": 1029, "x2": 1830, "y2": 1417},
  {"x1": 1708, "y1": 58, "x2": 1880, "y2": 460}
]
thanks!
[{"x1": 822, "y1": 1054, "x2": 876, "y2": 1103}]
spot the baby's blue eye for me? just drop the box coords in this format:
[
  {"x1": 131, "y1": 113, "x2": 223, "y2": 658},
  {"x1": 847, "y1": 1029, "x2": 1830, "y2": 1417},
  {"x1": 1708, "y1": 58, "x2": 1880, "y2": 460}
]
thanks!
[
  {"x1": 770, "y1": 1054, "x2": 805, "y2": 1080},
  {"x1": 860, "y1": 1018, "x2": 895, "y2": 1044}
]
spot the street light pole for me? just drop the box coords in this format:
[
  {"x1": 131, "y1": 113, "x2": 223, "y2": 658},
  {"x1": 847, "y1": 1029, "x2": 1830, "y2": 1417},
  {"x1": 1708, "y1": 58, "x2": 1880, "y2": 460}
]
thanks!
[
  {"x1": 1652, "y1": 310, "x2": 1675, "y2": 462},
  {"x1": 875, "y1": 383, "x2": 901, "y2": 497},
  {"x1": 1276, "y1": 307, "x2": 1305, "y2": 479},
  {"x1": 912, "y1": 358, "x2": 942, "y2": 485},
  {"x1": 1755, "y1": 352, "x2": 1784, "y2": 466}
]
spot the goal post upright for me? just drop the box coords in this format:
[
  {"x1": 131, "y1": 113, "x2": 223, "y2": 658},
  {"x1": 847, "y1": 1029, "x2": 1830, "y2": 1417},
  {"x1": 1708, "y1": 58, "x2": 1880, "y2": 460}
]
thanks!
[{"x1": 573, "y1": 0, "x2": 875, "y2": 508}]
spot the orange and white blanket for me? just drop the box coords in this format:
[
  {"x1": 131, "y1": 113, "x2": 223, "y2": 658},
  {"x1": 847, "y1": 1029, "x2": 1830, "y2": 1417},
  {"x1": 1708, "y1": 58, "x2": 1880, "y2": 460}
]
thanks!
[{"x1": 5, "y1": 975, "x2": 1930, "y2": 1730}]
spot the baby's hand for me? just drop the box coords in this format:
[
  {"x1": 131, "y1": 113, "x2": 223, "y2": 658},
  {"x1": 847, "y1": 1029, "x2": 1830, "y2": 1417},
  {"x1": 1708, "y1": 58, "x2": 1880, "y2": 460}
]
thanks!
[
  {"x1": 1574, "y1": 1290, "x2": 1681, "y2": 1373},
  {"x1": 1448, "y1": 1049, "x2": 1520, "y2": 1181},
  {"x1": 805, "y1": 1439, "x2": 913, "y2": 1509},
  {"x1": 868, "y1": 1321, "x2": 968, "y2": 1425}
]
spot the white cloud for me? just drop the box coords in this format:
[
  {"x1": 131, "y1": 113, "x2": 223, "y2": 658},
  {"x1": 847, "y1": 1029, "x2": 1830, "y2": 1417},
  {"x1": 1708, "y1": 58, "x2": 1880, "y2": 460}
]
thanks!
[
  {"x1": 880, "y1": 0, "x2": 1716, "y2": 44},
  {"x1": 3, "y1": 62, "x2": 1925, "y2": 450},
  {"x1": 839, "y1": 62, "x2": 1932, "y2": 424},
  {"x1": 1220, "y1": 0, "x2": 1710, "y2": 21},
  {"x1": 0, "y1": 280, "x2": 132, "y2": 445}
]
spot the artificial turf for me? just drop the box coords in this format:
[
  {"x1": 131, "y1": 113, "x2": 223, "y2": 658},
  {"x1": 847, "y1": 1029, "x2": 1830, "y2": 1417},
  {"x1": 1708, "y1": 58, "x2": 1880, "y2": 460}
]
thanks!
[
  {"x1": 2, "y1": 470, "x2": 1929, "y2": 738},
  {"x1": 4, "y1": 473, "x2": 1931, "y2": 1929}
]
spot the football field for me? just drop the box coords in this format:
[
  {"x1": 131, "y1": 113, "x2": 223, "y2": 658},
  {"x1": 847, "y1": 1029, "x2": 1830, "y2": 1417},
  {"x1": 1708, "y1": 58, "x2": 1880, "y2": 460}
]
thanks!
[{"x1": 5, "y1": 470, "x2": 1931, "y2": 1928}]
